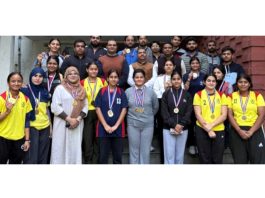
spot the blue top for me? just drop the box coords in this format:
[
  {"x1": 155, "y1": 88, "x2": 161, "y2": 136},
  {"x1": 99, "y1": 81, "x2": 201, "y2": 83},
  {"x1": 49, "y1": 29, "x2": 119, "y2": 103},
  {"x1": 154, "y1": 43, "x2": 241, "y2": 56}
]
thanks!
[
  {"x1": 183, "y1": 72, "x2": 205, "y2": 98},
  {"x1": 118, "y1": 48, "x2": 138, "y2": 65},
  {"x1": 95, "y1": 86, "x2": 128, "y2": 138}
]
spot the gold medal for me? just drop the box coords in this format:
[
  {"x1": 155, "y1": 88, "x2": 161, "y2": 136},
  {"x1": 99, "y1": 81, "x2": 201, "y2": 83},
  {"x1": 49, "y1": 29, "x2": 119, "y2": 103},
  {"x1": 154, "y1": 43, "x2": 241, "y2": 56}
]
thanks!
[
  {"x1": 125, "y1": 48, "x2": 130, "y2": 54},
  {"x1": 8, "y1": 97, "x2": 17, "y2": 104},
  {"x1": 108, "y1": 110, "x2": 114, "y2": 117},
  {"x1": 242, "y1": 115, "x2": 247, "y2": 120},
  {"x1": 211, "y1": 114, "x2": 215, "y2": 119},
  {"x1": 72, "y1": 100, "x2": 78, "y2": 106},
  {"x1": 174, "y1": 108, "x2": 179, "y2": 114}
]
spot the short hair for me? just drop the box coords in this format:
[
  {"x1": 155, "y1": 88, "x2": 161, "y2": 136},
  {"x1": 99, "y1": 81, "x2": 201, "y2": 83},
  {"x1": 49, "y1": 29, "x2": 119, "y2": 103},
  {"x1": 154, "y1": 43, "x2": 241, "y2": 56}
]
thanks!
[
  {"x1": 151, "y1": 40, "x2": 161, "y2": 47},
  {"x1": 73, "y1": 39, "x2": 86, "y2": 47},
  {"x1": 124, "y1": 36, "x2": 135, "y2": 41},
  {"x1": 221, "y1": 46, "x2": 235, "y2": 54},
  {"x1": 133, "y1": 68, "x2": 146, "y2": 79},
  {"x1": 162, "y1": 42, "x2": 173, "y2": 48},
  {"x1": 171, "y1": 36, "x2": 183, "y2": 41},
  {"x1": 185, "y1": 37, "x2": 197, "y2": 44}
]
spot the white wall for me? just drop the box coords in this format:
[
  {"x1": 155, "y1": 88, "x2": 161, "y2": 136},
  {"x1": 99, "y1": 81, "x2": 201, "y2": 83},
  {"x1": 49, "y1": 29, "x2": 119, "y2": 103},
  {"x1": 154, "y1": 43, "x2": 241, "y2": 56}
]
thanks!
[{"x1": 0, "y1": 36, "x2": 15, "y2": 93}]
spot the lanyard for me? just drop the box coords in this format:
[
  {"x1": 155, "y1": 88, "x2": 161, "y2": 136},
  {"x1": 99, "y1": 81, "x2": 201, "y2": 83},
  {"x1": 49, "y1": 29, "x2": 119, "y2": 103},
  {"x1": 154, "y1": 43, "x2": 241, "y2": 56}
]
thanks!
[
  {"x1": 219, "y1": 80, "x2": 225, "y2": 92},
  {"x1": 239, "y1": 92, "x2": 250, "y2": 114},
  {"x1": 47, "y1": 73, "x2": 56, "y2": 92},
  {"x1": 108, "y1": 86, "x2": 117, "y2": 110},
  {"x1": 170, "y1": 88, "x2": 183, "y2": 108},
  {"x1": 87, "y1": 78, "x2": 98, "y2": 101},
  {"x1": 206, "y1": 90, "x2": 216, "y2": 114},
  {"x1": 134, "y1": 86, "x2": 145, "y2": 107},
  {"x1": 28, "y1": 84, "x2": 41, "y2": 107}
]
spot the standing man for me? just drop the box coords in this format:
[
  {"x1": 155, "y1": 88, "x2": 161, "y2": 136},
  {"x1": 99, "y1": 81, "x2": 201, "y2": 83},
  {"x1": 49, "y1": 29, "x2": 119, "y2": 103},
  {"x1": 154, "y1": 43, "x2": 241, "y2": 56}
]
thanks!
[
  {"x1": 171, "y1": 36, "x2": 186, "y2": 57},
  {"x1": 181, "y1": 37, "x2": 209, "y2": 74},
  {"x1": 86, "y1": 36, "x2": 107, "y2": 61},
  {"x1": 118, "y1": 36, "x2": 138, "y2": 65},
  {"x1": 221, "y1": 46, "x2": 245, "y2": 89},
  {"x1": 60, "y1": 39, "x2": 93, "y2": 80},
  {"x1": 157, "y1": 42, "x2": 186, "y2": 76},
  {"x1": 151, "y1": 41, "x2": 162, "y2": 64},
  {"x1": 97, "y1": 39, "x2": 129, "y2": 88},
  {"x1": 206, "y1": 40, "x2": 221, "y2": 74},
  {"x1": 137, "y1": 36, "x2": 153, "y2": 63}
]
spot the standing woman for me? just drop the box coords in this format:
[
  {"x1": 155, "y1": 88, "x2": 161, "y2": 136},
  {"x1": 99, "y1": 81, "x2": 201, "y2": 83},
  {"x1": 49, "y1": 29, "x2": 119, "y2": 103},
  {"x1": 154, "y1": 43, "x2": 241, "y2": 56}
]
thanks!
[
  {"x1": 126, "y1": 69, "x2": 159, "y2": 164},
  {"x1": 0, "y1": 72, "x2": 32, "y2": 164},
  {"x1": 193, "y1": 74, "x2": 228, "y2": 164},
  {"x1": 213, "y1": 65, "x2": 233, "y2": 95},
  {"x1": 81, "y1": 62, "x2": 108, "y2": 164},
  {"x1": 161, "y1": 71, "x2": 193, "y2": 164},
  {"x1": 94, "y1": 69, "x2": 128, "y2": 164},
  {"x1": 228, "y1": 74, "x2": 265, "y2": 163},
  {"x1": 183, "y1": 57, "x2": 205, "y2": 155},
  {"x1": 33, "y1": 38, "x2": 64, "y2": 72},
  {"x1": 21, "y1": 68, "x2": 50, "y2": 164},
  {"x1": 153, "y1": 60, "x2": 175, "y2": 163},
  {"x1": 50, "y1": 66, "x2": 88, "y2": 164}
]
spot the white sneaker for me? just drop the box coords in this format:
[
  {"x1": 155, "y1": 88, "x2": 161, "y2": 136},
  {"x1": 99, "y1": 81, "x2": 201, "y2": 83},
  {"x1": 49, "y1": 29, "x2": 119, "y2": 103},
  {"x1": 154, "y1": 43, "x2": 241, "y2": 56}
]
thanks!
[{"x1": 189, "y1": 146, "x2": 196, "y2": 155}]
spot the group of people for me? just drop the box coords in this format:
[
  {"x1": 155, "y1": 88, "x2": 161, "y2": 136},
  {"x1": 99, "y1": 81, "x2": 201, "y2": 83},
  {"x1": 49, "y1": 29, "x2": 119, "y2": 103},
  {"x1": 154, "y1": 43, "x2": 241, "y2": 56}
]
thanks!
[{"x1": 0, "y1": 36, "x2": 264, "y2": 164}]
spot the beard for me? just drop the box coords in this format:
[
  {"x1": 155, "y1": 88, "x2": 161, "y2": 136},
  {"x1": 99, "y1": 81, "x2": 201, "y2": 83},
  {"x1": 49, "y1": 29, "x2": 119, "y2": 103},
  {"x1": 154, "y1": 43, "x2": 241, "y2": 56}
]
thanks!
[{"x1": 90, "y1": 42, "x2": 100, "y2": 48}]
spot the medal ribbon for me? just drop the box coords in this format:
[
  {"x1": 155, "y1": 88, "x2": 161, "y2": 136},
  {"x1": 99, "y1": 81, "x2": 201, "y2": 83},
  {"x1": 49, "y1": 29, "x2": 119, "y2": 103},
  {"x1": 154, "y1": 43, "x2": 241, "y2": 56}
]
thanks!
[
  {"x1": 170, "y1": 88, "x2": 183, "y2": 109},
  {"x1": 134, "y1": 86, "x2": 145, "y2": 107},
  {"x1": 219, "y1": 80, "x2": 225, "y2": 92},
  {"x1": 28, "y1": 84, "x2": 40, "y2": 108},
  {"x1": 108, "y1": 86, "x2": 117, "y2": 110},
  {"x1": 206, "y1": 90, "x2": 216, "y2": 114},
  {"x1": 239, "y1": 92, "x2": 250, "y2": 114},
  {"x1": 88, "y1": 78, "x2": 97, "y2": 102},
  {"x1": 47, "y1": 73, "x2": 56, "y2": 92}
]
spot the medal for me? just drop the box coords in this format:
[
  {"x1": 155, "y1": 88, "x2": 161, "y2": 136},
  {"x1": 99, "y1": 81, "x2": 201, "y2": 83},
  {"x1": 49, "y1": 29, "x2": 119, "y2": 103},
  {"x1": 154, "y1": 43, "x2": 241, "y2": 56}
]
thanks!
[
  {"x1": 7, "y1": 92, "x2": 18, "y2": 105},
  {"x1": 134, "y1": 86, "x2": 145, "y2": 113},
  {"x1": 206, "y1": 90, "x2": 216, "y2": 118},
  {"x1": 174, "y1": 108, "x2": 179, "y2": 114},
  {"x1": 88, "y1": 78, "x2": 97, "y2": 106},
  {"x1": 125, "y1": 48, "x2": 130, "y2": 54},
  {"x1": 72, "y1": 100, "x2": 78, "y2": 106},
  {"x1": 107, "y1": 86, "x2": 117, "y2": 118},
  {"x1": 239, "y1": 92, "x2": 250, "y2": 122},
  {"x1": 171, "y1": 88, "x2": 183, "y2": 114},
  {"x1": 108, "y1": 110, "x2": 114, "y2": 117}
]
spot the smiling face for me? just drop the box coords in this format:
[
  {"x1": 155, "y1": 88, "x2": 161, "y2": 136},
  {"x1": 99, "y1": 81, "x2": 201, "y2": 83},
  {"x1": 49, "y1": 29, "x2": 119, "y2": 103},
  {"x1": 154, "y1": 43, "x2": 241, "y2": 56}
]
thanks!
[
  {"x1": 133, "y1": 71, "x2": 145, "y2": 87},
  {"x1": 47, "y1": 58, "x2": 59, "y2": 73},
  {"x1": 213, "y1": 68, "x2": 224, "y2": 81},
  {"x1": 107, "y1": 71, "x2": 119, "y2": 87},
  {"x1": 204, "y1": 75, "x2": 217, "y2": 90},
  {"x1": 237, "y1": 77, "x2": 251, "y2": 92},
  {"x1": 106, "y1": 40, "x2": 117, "y2": 55},
  {"x1": 164, "y1": 60, "x2": 174, "y2": 75},
  {"x1": 87, "y1": 63, "x2": 98, "y2": 78},
  {"x1": 8, "y1": 74, "x2": 23, "y2": 92},
  {"x1": 171, "y1": 73, "x2": 182, "y2": 89},
  {"x1": 190, "y1": 59, "x2": 200, "y2": 72},
  {"x1": 48, "y1": 39, "x2": 61, "y2": 53},
  {"x1": 66, "y1": 68, "x2": 80, "y2": 84}
]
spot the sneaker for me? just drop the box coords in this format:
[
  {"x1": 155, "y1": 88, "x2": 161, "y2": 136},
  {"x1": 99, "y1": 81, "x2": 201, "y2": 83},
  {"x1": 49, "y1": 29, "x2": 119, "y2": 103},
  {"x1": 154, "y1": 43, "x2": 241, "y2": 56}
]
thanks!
[
  {"x1": 150, "y1": 145, "x2": 155, "y2": 152},
  {"x1": 188, "y1": 146, "x2": 196, "y2": 155}
]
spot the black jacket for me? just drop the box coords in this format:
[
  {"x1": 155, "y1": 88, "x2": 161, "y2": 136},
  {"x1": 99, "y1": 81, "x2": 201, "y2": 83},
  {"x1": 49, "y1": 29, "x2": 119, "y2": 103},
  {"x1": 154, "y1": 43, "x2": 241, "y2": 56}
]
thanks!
[
  {"x1": 161, "y1": 88, "x2": 193, "y2": 130},
  {"x1": 60, "y1": 54, "x2": 93, "y2": 80}
]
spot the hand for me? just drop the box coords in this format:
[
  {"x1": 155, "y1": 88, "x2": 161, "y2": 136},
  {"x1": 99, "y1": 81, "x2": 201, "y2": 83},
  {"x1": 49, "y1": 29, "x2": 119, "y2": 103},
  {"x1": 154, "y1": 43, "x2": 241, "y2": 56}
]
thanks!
[
  {"x1": 67, "y1": 117, "x2": 79, "y2": 129},
  {"x1": 110, "y1": 125, "x2": 119, "y2": 133},
  {"x1": 164, "y1": 81, "x2": 172, "y2": 89},
  {"x1": 36, "y1": 53, "x2": 43, "y2": 65},
  {"x1": 104, "y1": 124, "x2": 112, "y2": 133},
  {"x1": 188, "y1": 72, "x2": 193, "y2": 80},
  {"x1": 238, "y1": 129, "x2": 249, "y2": 140},
  {"x1": 23, "y1": 141, "x2": 30, "y2": 151},
  {"x1": 175, "y1": 124, "x2": 184, "y2": 133},
  {"x1": 208, "y1": 130, "x2": 216, "y2": 138},
  {"x1": 246, "y1": 130, "x2": 254, "y2": 138},
  {"x1": 5, "y1": 101, "x2": 13, "y2": 113},
  {"x1": 204, "y1": 123, "x2": 214, "y2": 133}
]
